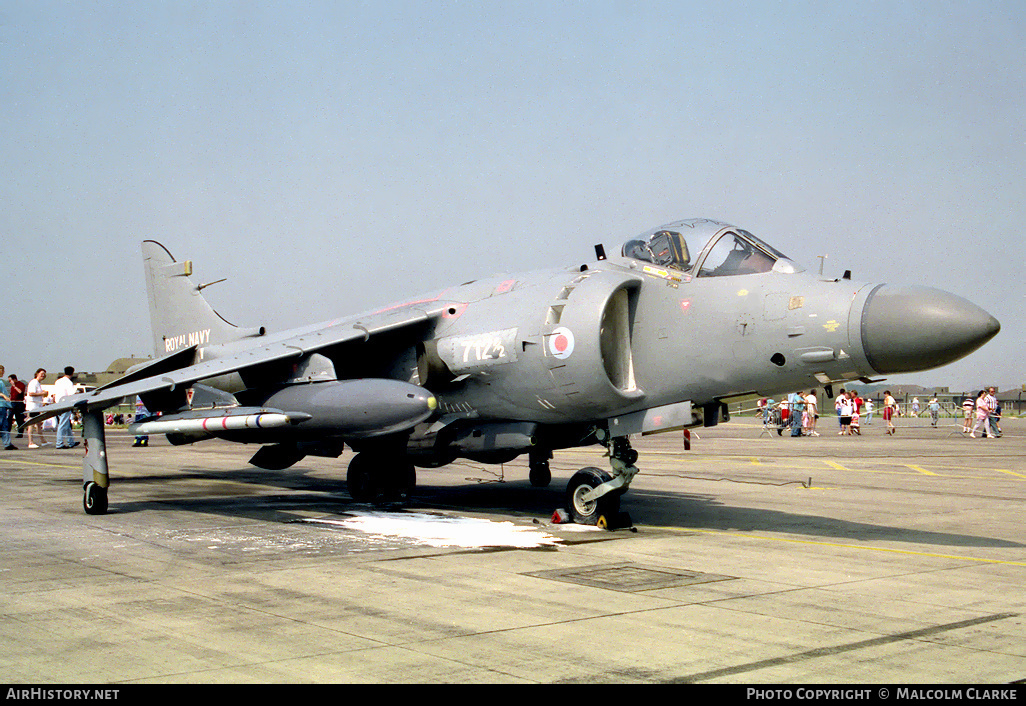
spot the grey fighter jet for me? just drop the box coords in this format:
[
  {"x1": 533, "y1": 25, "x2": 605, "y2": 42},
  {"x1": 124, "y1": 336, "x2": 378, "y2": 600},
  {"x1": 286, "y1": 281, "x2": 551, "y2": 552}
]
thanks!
[{"x1": 31, "y1": 219, "x2": 1000, "y2": 523}]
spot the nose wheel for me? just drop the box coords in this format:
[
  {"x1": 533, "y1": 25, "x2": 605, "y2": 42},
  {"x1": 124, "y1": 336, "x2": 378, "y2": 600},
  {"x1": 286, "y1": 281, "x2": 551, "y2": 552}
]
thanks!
[
  {"x1": 564, "y1": 434, "x2": 637, "y2": 526},
  {"x1": 566, "y1": 467, "x2": 620, "y2": 524}
]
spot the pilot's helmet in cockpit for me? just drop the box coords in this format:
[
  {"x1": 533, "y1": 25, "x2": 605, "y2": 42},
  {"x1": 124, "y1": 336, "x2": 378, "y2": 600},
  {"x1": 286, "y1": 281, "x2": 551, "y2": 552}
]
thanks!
[
  {"x1": 649, "y1": 230, "x2": 690, "y2": 269},
  {"x1": 623, "y1": 239, "x2": 649, "y2": 262}
]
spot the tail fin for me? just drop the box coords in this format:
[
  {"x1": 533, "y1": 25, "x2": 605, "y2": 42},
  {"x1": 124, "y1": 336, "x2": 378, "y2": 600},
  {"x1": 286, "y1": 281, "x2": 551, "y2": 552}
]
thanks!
[{"x1": 142, "y1": 240, "x2": 264, "y2": 357}]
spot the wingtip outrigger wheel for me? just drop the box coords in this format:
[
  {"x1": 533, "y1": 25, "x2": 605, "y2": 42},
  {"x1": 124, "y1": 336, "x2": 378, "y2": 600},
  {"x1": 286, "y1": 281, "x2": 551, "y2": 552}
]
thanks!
[
  {"x1": 81, "y1": 410, "x2": 110, "y2": 515},
  {"x1": 83, "y1": 482, "x2": 108, "y2": 515}
]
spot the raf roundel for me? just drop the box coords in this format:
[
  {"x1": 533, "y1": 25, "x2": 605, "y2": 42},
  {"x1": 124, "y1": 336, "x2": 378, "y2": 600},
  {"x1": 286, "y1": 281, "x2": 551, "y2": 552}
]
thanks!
[{"x1": 548, "y1": 327, "x2": 575, "y2": 359}]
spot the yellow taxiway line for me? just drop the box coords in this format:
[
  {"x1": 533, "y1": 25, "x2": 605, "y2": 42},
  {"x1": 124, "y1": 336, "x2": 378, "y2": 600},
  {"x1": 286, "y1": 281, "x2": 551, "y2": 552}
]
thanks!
[
  {"x1": 995, "y1": 469, "x2": 1026, "y2": 480},
  {"x1": 656, "y1": 526, "x2": 1026, "y2": 567},
  {"x1": 0, "y1": 456, "x2": 79, "y2": 469}
]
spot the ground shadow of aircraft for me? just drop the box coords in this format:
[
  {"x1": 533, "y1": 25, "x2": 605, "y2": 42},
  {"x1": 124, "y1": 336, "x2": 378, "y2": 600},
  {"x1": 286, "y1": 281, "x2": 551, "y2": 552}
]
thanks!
[
  {"x1": 91, "y1": 461, "x2": 1023, "y2": 553},
  {"x1": 641, "y1": 491, "x2": 1024, "y2": 549}
]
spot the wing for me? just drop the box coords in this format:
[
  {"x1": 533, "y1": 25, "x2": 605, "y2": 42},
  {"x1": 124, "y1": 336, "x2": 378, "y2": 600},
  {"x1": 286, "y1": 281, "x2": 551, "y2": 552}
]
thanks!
[{"x1": 28, "y1": 298, "x2": 446, "y2": 425}]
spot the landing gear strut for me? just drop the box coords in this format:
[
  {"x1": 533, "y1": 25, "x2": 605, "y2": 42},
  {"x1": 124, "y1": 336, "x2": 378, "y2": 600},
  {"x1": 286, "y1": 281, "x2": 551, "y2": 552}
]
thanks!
[{"x1": 564, "y1": 432, "x2": 638, "y2": 526}]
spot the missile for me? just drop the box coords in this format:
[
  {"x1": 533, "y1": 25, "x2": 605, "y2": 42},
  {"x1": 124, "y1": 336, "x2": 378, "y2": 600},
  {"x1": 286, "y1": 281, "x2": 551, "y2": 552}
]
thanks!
[{"x1": 130, "y1": 411, "x2": 294, "y2": 436}]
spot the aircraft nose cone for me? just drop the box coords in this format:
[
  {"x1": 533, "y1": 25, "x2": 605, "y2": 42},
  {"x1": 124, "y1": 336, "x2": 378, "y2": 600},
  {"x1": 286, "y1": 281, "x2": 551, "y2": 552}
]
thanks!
[{"x1": 860, "y1": 285, "x2": 1000, "y2": 374}]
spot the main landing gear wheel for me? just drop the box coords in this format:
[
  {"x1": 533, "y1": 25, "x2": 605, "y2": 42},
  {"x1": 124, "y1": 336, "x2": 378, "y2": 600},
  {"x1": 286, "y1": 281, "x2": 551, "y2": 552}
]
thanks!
[
  {"x1": 529, "y1": 460, "x2": 551, "y2": 488},
  {"x1": 346, "y1": 454, "x2": 378, "y2": 503},
  {"x1": 529, "y1": 449, "x2": 552, "y2": 487},
  {"x1": 83, "y1": 482, "x2": 108, "y2": 515},
  {"x1": 346, "y1": 452, "x2": 416, "y2": 504},
  {"x1": 382, "y1": 461, "x2": 416, "y2": 504},
  {"x1": 566, "y1": 467, "x2": 620, "y2": 525}
]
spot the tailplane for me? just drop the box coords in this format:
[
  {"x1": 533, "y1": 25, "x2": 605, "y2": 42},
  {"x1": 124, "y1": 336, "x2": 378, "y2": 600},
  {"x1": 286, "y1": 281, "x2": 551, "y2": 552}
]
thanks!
[{"x1": 142, "y1": 241, "x2": 264, "y2": 358}]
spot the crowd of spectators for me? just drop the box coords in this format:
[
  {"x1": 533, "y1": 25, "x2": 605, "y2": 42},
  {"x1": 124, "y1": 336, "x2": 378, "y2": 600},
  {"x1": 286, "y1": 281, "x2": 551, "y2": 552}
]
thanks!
[
  {"x1": 0, "y1": 365, "x2": 85, "y2": 450},
  {"x1": 758, "y1": 386, "x2": 1003, "y2": 439}
]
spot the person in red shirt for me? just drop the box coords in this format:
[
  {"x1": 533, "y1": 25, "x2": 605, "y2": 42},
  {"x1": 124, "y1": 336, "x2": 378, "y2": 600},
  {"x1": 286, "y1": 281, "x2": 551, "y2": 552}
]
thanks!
[{"x1": 7, "y1": 374, "x2": 27, "y2": 438}]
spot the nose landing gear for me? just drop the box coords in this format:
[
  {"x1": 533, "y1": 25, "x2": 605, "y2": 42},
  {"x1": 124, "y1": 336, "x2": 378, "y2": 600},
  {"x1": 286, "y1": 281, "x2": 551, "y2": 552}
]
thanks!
[
  {"x1": 567, "y1": 467, "x2": 620, "y2": 524},
  {"x1": 565, "y1": 432, "x2": 637, "y2": 526}
]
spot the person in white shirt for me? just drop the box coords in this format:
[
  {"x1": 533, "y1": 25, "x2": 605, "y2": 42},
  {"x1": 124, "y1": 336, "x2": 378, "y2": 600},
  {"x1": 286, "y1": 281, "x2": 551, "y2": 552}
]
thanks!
[
  {"x1": 883, "y1": 391, "x2": 898, "y2": 435},
  {"x1": 837, "y1": 394, "x2": 853, "y2": 435},
  {"x1": 805, "y1": 391, "x2": 819, "y2": 436},
  {"x1": 25, "y1": 368, "x2": 49, "y2": 448},
  {"x1": 961, "y1": 396, "x2": 975, "y2": 433},
  {"x1": 986, "y1": 387, "x2": 1002, "y2": 437},
  {"x1": 53, "y1": 366, "x2": 79, "y2": 449}
]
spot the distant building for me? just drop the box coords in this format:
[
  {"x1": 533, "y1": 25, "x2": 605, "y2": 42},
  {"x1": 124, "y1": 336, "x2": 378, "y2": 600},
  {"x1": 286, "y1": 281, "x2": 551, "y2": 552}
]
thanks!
[{"x1": 37, "y1": 357, "x2": 152, "y2": 388}]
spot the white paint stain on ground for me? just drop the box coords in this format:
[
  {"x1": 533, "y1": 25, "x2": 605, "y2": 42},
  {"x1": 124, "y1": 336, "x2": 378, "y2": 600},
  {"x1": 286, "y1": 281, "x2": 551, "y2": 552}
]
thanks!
[{"x1": 304, "y1": 511, "x2": 565, "y2": 548}]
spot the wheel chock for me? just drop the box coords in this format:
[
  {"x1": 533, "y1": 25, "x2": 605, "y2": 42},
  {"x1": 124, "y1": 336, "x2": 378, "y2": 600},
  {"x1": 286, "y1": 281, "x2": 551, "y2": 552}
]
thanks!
[
  {"x1": 551, "y1": 508, "x2": 572, "y2": 524},
  {"x1": 597, "y1": 511, "x2": 634, "y2": 531}
]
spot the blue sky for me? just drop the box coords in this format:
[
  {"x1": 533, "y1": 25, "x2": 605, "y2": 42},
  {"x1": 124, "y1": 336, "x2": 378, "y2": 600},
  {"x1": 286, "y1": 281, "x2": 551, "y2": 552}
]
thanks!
[{"x1": 2, "y1": 1, "x2": 1023, "y2": 392}]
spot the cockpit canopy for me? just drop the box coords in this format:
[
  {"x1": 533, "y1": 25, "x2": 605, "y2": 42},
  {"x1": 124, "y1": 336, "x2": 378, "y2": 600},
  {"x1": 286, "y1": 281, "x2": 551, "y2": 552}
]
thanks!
[{"x1": 621, "y1": 219, "x2": 802, "y2": 276}]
